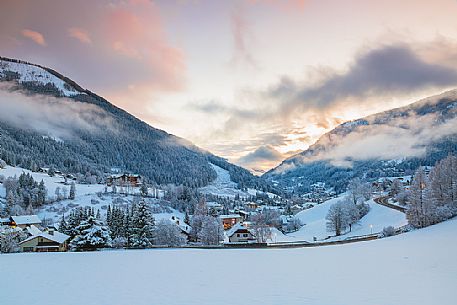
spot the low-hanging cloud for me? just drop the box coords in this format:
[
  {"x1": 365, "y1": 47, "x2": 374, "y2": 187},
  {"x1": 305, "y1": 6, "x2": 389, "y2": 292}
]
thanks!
[
  {"x1": 0, "y1": 83, "x2": 116, "y2": 140},
  {"x1": 274, "y1": 92, "x2": 457, "y2": 172}
]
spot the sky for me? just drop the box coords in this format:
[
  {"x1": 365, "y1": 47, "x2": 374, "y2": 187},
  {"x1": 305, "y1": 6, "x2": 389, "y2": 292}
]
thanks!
[{"x1": 1, "y1": 0, "x2": 457, "y2": 174}]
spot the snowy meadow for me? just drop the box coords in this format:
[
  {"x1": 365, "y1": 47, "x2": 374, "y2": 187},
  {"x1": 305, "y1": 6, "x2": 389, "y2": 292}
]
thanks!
[{"x1": 1, "y1": 218, "x2": 456, "y2": 305}]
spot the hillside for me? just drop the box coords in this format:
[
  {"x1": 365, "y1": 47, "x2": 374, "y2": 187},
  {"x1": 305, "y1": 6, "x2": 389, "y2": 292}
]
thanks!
[
  {"x1": 0, "y1": 57, "x2": 271, "y2": 190},
  {"x1": 265, "y1": 90, "x2": 457, "y2": 193},
  {"x1": 1, "y1": 216, "x2": 455, "y2": 305}
]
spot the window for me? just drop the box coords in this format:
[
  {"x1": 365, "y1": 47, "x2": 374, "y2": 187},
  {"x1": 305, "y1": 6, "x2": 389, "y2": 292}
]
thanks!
[
  {"x1": 237, "y1": 234, "x2": 240, "y2": 237},
  {"x1": 243, "y1": 234, "x2": 248, "y2": 237}
]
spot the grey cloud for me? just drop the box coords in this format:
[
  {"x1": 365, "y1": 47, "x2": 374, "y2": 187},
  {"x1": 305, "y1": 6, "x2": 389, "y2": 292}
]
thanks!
[
  {"x1": 238, "y1": 145, "x2": 284, "y2": 164},
  {"x1": 271, "y1": 45, "x2": 457, "y2": 112}
]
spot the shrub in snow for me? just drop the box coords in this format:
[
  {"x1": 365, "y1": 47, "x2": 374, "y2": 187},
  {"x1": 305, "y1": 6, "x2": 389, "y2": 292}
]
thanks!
[
  {"x1": 0, "y1": 159, "x2": 6, "y2": 169},
  {"x1": 70, "y1": 216, "x2": 112, "y2": 251},
  {"x1": 154, "y1": 219, "x2": 186, "y2": 247},
  {"x1": 112, "y1": 237, "x2": 127, "y2": 249},
  {"x1": 381, "y1": 226, "x2": 396, "y2": 238},
  {"x1": 285, "y1": 218, "x2": 302, "y2": 232},
  {"x1": 357, "y1": 202, "x2": 370, "y2": 219},
  {"x1": 252, "y1": 224, "x2": 272, "y2": 243}
]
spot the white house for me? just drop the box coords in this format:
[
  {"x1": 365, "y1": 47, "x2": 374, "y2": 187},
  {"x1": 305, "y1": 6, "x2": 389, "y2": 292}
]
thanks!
[{"x1": 226, "y1": 223, "x2": 256, "y2": 243}]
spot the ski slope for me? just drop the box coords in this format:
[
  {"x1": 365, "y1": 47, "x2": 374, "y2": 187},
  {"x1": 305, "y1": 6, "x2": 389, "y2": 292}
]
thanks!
[
  {"x1": 1, "y1": 218, "x2": 456, "y2": 305},
  {"x1": 199, "y1": 163, "x2": 275, "y2": 199}
]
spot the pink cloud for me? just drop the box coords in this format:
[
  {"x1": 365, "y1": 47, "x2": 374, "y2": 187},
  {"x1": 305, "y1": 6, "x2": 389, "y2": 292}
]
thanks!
[
  {"x1": 230, "y1": 6, "x2": 257, "y2": 68},
  {"x1": 21, "y1": 29, "x2": 46, "y2": 46},
  {"x1": 103, "y1": 2, "x2": 185, "y2": 91},
  {"x1": 247, "y1": 0, "x2": 307, "y2": 11},
  {"x1": 68, "y1": 27, "x2": 92, "y2": 44}
]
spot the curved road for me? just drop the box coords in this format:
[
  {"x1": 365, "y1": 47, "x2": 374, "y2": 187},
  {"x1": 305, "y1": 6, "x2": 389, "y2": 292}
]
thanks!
[{"x1": 373, "y1": 196, "x2": 407, "y2": 213}]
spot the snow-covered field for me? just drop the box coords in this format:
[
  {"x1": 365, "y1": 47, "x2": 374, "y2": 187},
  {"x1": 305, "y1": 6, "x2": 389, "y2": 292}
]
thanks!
[
  {"x1": 0, "y1": 165, "x2": 106, "y2": 199},
  {"x1": 277, "y1": 196, "x2": 407, "y2": 242},
  {"x1": 1, "y1": 218, "x2": 456, "y2": 305}
]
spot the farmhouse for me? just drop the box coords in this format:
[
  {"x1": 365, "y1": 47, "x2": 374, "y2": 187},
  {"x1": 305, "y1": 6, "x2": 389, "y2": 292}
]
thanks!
[
  {"x1": 18, "y1": 228, "x2": 70, "y2": 252},
  {"x1": 106, "y1": 174, "x2": 142, "y2": 187},
  {"x1": 226, "y1": 223, "x2": 256, "y2": 243}
]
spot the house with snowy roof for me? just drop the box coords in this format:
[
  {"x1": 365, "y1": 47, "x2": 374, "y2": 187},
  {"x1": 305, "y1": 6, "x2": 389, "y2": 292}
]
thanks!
[
  {"x1": 219, "y1": 214, "x2": 242, "y2": 230},
  {"x1": 18, "y1": 226, "x2": 70, "y2": 252},
  {"x1": 8, "y1": 215, "x2": 42, "y2": 229},
  {"x1": 226, "y1": 223, "x2": 256, "y2": 243}
]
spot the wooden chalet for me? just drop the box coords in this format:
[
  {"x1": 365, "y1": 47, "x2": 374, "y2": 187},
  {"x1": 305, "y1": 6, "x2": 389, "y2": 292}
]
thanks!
[{"x1": 106, "y1": 174, "x2": 142, "y2": 187}]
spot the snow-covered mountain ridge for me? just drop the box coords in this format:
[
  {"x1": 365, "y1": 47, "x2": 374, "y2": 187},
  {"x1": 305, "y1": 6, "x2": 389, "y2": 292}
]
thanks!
[
  {"x1": 265, "y1": 89, "x2": 457, "y2": 193},
  {"x1": 0, "y1": 56, "x2": 273, "y2": 192},
  {"x1": 0, "y1": 57, "x2": 84, "y2": 96}
]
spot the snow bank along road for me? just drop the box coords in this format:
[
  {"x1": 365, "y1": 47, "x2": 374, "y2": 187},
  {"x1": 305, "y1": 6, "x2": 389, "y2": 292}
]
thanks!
[{"x1": 1, "y1": 219, "x2": 456, "y2": 305}]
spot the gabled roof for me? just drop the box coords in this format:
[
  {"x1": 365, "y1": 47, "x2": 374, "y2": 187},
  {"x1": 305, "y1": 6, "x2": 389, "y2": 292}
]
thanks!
[
  {"x1": 19, "y1": 230, "x2": 70, "y2": 245},
  {"x1": 11, "y1": 215, "x2": 41, "y2": 225},
  {"x1": 226, "y1": 223, "x2": 254, "y2": 237},
  {"x1": 24, "y1": 225, "x2": 42, "y2": 236}
]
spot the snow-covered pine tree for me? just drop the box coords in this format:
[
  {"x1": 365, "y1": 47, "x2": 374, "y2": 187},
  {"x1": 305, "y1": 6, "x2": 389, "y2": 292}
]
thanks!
[
  {"x1": 69, "y1": 182, "x2": 76, "y2": 200},
  {"x1": 59, "y1": 215, "x2": 69, "y2": 235},
  {"x1": 130, "y1": 201, "x2": 155, "y2": 248},
  {"x1": 140, "y1": 183, "x2": 148, "y2": 197},
  {"x1": 70, "y1": 215, "x2": 112, "y2": 251},
  {"x1": 37, "y1": 180, "x2": 47, "y2": 206}
]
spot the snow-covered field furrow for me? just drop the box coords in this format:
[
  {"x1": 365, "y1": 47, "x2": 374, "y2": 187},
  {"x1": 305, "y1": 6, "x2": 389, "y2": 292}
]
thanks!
[{"x1": 1, "y1": 218, "x2": 456, "y2": 305}]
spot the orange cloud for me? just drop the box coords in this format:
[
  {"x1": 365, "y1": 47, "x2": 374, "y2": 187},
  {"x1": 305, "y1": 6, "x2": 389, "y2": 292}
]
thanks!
[
  {"x1": 21, "y1": 29, "x2": 46, "y2": 46},
  {"x1": 68, "y1": 27, "x2": 92, "y2": 44}
]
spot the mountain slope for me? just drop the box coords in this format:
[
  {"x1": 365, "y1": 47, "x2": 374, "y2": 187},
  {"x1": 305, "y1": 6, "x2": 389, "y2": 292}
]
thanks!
[
  {"x1": 265, "y1": 89, "x2": 457, "y2": 193},
  {"x1": 0, "y1": 57, "x2": 271, "y2": 190}
]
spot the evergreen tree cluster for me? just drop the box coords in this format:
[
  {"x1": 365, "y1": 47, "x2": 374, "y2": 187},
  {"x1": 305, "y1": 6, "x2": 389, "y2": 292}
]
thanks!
[
  {"x1": 1, "y1": 173, "x2": 47, "y2": 216},
  {"x1": 60, "y1": 200, "x2": 192, "y2": 250},
  {"x1": 406, "y1": 155, "x2": 457, "y2": 228}
]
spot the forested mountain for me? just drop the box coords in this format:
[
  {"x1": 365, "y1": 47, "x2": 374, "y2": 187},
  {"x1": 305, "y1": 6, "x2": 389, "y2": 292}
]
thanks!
[
  {"x1": 265, "y1": 90, "x2": 457, "y2": 194},
  {"x1": 0, "y1": 57, "x2": 273, "y2": 191}
]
